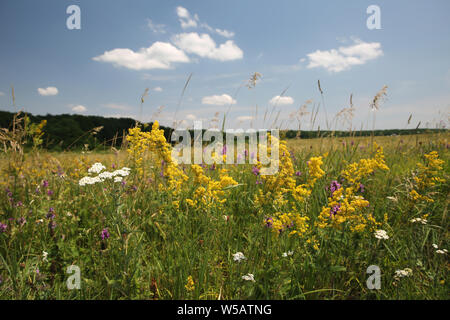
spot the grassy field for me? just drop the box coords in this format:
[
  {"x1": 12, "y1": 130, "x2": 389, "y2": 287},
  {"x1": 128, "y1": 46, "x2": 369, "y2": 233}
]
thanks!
[{"x1": 0, "y1": 128, "x2": 448, "y2": 300}]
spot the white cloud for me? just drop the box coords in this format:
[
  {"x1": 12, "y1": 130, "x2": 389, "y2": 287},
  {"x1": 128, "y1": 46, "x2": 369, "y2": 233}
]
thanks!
[
  {"x1": 93, "y1": 41, "x2": 190, "y2": 70},
  {"x1": 172, "y1": 32, "x2": 243, "y2": 61},
  {"x1": 186, "y1": 114, "x2": 197, "y2": 120},
  {"x1": 153, "y1": 86, "x2": 163, "y2": 92},
  {"x1": 37, "y1": 86, "x2": 58, "y2": 96},
  {"x1": 147, "y1": 19, "x2": 166, "y2": 34},
  {"x1": 176, "y1": 6, "x2": 198, "y2": 29},
  {"x1": 306, "y1": 39, "x2": 383, "y2": 73},
  {"x1": 202, "y1": 94, "x2": 236, "y2": 105},
  {"x1": 215, "y1": 28, "x2": 235, "y2": 38},
  {"x1": 269, "y1": 96, "x2": 294, "y2": 106},
  {"x1": 237, "y1": 116, "x2": 253, "y2": 122},
  {"x1": 72, "y1": 105, "x2": 87, "y2": 113}
]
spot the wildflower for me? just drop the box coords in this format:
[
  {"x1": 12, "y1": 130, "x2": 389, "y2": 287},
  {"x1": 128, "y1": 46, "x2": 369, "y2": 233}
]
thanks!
[
  {"x1": 47, "y1": 190, "x2": 54, "y2": 196},
  {"x1": 329, "y1": 180, "x2": 341, "y2": 195},
  {"x1": 394, "y1": 268, "x2": 412, "y2": 280},
  {"x1": 374, "y1": 229, "x2": 389, "y2": 240},
  {"x1": 410, "y1": 218, "x2": 427, "y2": 225},
  {"x1": 42, "y1": 180, "x2": 49, "y2": 188},
  {"x1": 436, "y1": 250, "x2": 447, "y2": 254},
  {"x1": 330, "y1": 204, "x2": 340, "y2": 218},
  {"x1": 264, "y1": 217, "x2": 273, "y2": 228},
  {"x1": 0, "y1": 223, "x2": 7, "y2": 233},
  {"x1": 282, "y1": 251, "x2": 294, "y2": 257},
  {"x1": 233, "y1": 252, "x2": 247, "y2": 262},
  {"x1": 295, "y1": 171, "x2": 302, "y2": 176},
  {"x1": 88, "y1": 162, "x2": 106, "y2": 174},
  {"x1": 432, "y1": 244, "x2": 439, "y2": 249},
  {"x1": 242, "y1": 273, "x2": 255, "y2": 282},
  {"x1": 185, "y1": 276, "x2": 195, "y2": 291},
  {"x1": 358, "y1": 183, "x2": 365, "y2": 193},
  {"x1": 252, "y1": 166, "x2": 260, "y2": 176},
  {"x1": 101, "y1": 228, "x2": 110, "y2": 240},
  {"x1": 42, "y1": 251, "x2": 48, "y2": 262},
  {"x1": 114, "y1": 176, "x2": 123, "y2": 183},
  {"x1": 17, "y1": 217, "x2": 26, "y2": 226}
]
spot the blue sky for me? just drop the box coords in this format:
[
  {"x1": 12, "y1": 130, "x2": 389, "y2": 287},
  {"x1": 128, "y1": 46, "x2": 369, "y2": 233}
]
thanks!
[{"x1": 0, "y1": 0, "x2": 449, "y2": 130}]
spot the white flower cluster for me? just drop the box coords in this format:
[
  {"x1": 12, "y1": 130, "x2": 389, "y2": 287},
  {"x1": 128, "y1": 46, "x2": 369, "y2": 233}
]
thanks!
[
  {"x1": 394, "y1": 268, "x2": 412, "y2": 280},
  {"x1": 79, "y1": 163, "x2": 131, "y2": 186},
  {"x1": 233, "y1": 252, "x2": 247, "y2": 262},
  {"x1": 374, "y1": 229, "x2": 389, "y2": 240},
  {"x1": 88, "y1": 162, "x2": 106, "y2": 174},
  {"x1": 410, "y1": 217, "x2": 427, "y2": 225},
  {"x1": 282, "y1": 250, "x2": 294, "y2": 257},
  {"x1": 432, "y1": 244, "x2": 448, "y2": 255},
  {"x1": 242, "y1": 273, "x2": 255, "y2": 282}
]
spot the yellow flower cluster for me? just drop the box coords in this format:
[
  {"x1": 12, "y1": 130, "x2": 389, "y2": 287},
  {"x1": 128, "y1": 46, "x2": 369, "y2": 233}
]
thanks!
[
  {"x1": 317, "y1": 145, "x2": 389, "y2": 233},
  {"x1": 409, "y1": 151, "x2": 445, "y2": 203},
  {"x1": 185, "y1": 275, "x2": 195, "y2": 292},
  {"x1": 186, "y1": 165, "x2": 238, "y2": 209},
  {"x1": 255, "y1": 136, "x2": 325, "y2": 237},
  {"x1": 127, "y1": 122, "x2": 188, "y2": 193}
]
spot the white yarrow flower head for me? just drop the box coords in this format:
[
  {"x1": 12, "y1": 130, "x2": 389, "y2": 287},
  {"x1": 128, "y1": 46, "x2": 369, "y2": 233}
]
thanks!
[
  {"x1": 436, "y1": 249, "x2": 447, "y2": 254},
  {"x1": 282, "y1": 250, "x2": 294, "y2": 257},
  {"x1": 432, "y1": 244, "x2": 439, "y2": 249},
  {"x1": 410, "y1": 218, "x2": 427, "y2": 225},
  {"x1": 88, "y1": 162, "x2": 106, "y2": 174},
  {"x1": 114, "y1": 176, "x2": 123, "y2": 183},
  {"x1": 42, "y1": 251, "x2": 48, "y2": 262},
  {"x1": 394, "y1": 268, "x2": 412, "y2": 280},
  {"x1": 233, "y1": 252, "x2": 247, "y2": 262},
  {"x1": 242, "y1": 273, "x2": 255, "y2": 282},
  {"x1": 374, "y1": 229, "x2": 389, "y2": 240}
]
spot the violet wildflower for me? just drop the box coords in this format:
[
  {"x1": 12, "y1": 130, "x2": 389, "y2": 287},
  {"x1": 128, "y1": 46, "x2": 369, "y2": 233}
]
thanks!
[
  {"x1": 42, "y1": 180, "x2": 49, "y2": 188},
  {"x1": 264, "y1": 217, "x2": 273, "y2": 228},
  {"x1": 0, "y1": 223, "x2": 7, "y2": 233},
  {"x1": 47, "y1": 189, "x2": 54, "y2": 196},
  {"x1": 252, "y1": 166, "x2": 260, "y2": 176},
  {"x1": 358, "y1": 183, "x2": 365, "y2": 193},
  {"x1": 295, "y1": 171, "x2": 302, "y2": 176},
  {"x1": 330, "y1": 180, "x2": 341, "y2": 195},
  {"x1": 46, "y1": 207, "x2": 55, "y2": 219},
  {"x1": 330, "y1": 204, "x2": 341, "y2": 218},
  {"x1": 15, "y1": 201, "x2": 23, "y2": 207},
  {"x1": 101, "y1": 228, "x2": 110, "y2": 240}
]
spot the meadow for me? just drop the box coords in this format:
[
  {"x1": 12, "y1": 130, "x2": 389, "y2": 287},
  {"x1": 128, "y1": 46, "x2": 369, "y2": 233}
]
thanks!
[{"x1": 0, "y1": 115, "x2": 448, "y2": 300}]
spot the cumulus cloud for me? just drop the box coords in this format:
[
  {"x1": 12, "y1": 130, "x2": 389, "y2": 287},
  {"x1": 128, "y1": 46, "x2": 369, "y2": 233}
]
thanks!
[
  {"x1": 306, "y1": 39, "x2": 383, "y2": 72},
  {"x1": 176, "y1": 6, "x2": 198, "y2": 29},
  {"x1": 172, "y1": 32, "x2": 243, "y2": 61},
  {"x1": 269, "y1": 96, "x2": 294, "y2": 106},
  {"x1": 37, "y1": 87, "x2": 58, "y2": 96},
  {"x1": 153, "y1": 86, "x2": 163, "y2": 92},
  {"x1": 92, "y1": 41, "x2": 190, "y2": 70},
  {"x1": 72, "y1": 105, "x2": 87, "y2": 113},
  {"x1": 202, "y1": 94, "x2": 236, "y2": 105}
]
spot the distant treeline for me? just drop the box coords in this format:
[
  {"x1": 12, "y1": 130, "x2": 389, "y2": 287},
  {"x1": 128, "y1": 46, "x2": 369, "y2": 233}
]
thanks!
[{"x1": 0, "y1": 110, "x2": 447, "y2": 151}]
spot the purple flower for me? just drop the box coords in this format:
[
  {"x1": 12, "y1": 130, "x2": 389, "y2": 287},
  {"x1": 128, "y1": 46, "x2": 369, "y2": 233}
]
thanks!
[
  {"x1": 47, "y1": 189, "x2": 54, "y2": 196},
  {"x1": 329, "y1": 180, "x2": 341, "y2": 195},
  {"x1": 358, "y1": 183, "x2": 365, "y2": 193},
  {"x1": 0, "y1": 223, "x2": 7, "y2": 233},
  {"x1": 42, "y1": 180, "x2": 49, "y2": 188},
  {"x1": 330, "y1": 204, "x2": 341, "y2": 218},
  {"x1": 256, "y1": 179, "x2": 263, "y2": 185},
  {"x1": 48, "y1": 221, "x2": 57, "y2": 229},
  {"x1": 295, "y1": 171, "x2": 302, "y2": 176},
  {"x1": 264, "y1": 217, "x2": 273, "y2": 228},
  {"x1": 221, "y1": 145, "x2": 227, "y2": 155},
  {"x1": 15, "y1": 201, "x2": 23, "y2": 207},
  {"x1": 252, "y1": 166, "x2": 260, "y2": 176},
  {"x1": 101, "y1": 228, "x2": 110, "y2": 240},
  {"x1": 210, "y1": 163, "x2": 216, "y2": 171},
  {"x1": 46, "y1": 208, "x2": 55, "y2": 219},
  {"x1": 17, "y1": 217, "x2": 26, "y2": 226}
]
